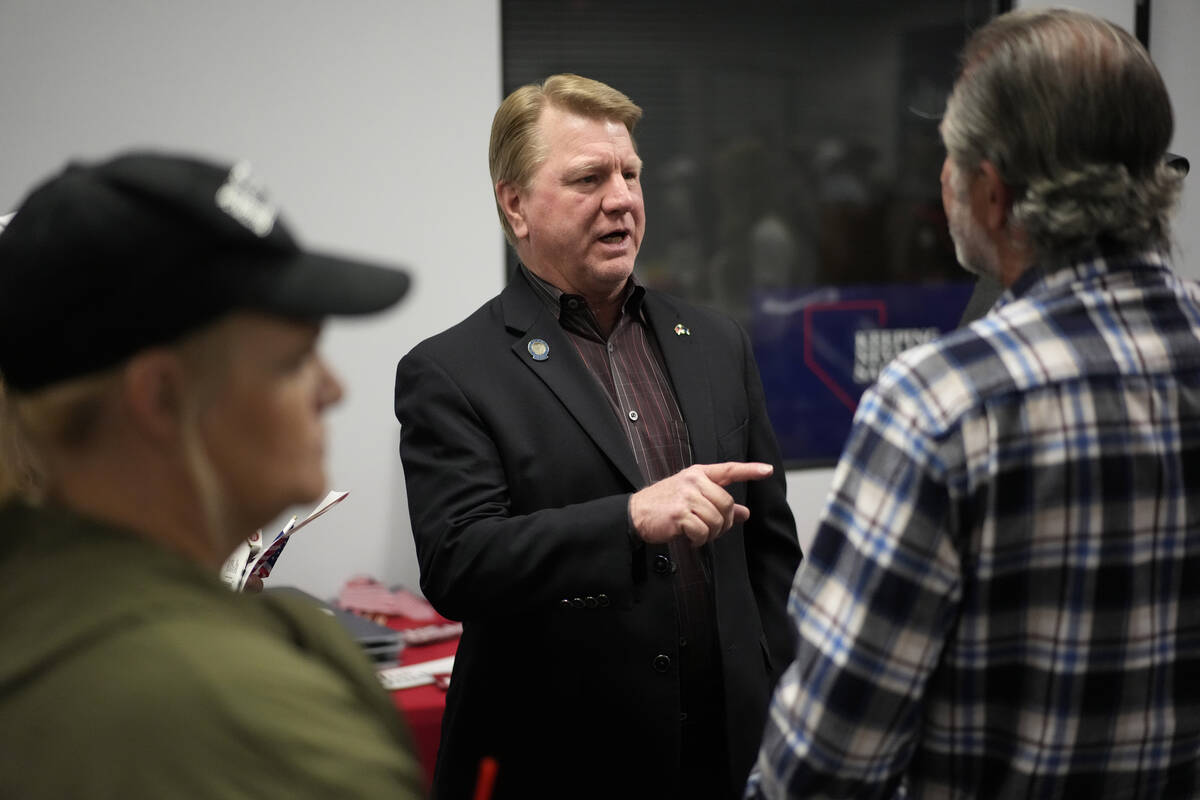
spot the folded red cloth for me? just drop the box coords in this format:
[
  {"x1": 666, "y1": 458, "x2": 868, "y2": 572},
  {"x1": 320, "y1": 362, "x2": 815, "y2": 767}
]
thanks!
[{"x1": 337, "y1": 575, "x2": 437, "y2": 621}]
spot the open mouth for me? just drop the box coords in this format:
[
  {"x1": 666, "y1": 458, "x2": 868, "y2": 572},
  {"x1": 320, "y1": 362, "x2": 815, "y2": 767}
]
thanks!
[{"x1": 598, "y1": 230, "x2": 628, "y2": 244}]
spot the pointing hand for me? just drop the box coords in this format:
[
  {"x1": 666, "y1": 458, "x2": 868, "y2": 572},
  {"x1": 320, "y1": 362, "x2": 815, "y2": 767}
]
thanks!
[{"x1": 629, "y1": 462, "x2": 774, "y2": 547}]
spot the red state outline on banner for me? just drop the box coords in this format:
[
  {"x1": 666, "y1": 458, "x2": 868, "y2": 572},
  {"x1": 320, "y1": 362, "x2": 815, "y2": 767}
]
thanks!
[{"x1": 803, "y1": 299, "x2": 887, "y2": 412}]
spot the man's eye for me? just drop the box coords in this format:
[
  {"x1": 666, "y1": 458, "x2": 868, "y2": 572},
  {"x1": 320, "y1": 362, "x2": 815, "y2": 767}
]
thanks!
[{"x1": 578, "y1": 175, "x2": 598, "y2": 184}]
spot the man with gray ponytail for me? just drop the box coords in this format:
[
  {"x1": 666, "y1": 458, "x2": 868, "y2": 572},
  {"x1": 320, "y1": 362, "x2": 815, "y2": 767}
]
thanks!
[{"x1": 750, "y1": 8, "x2": 1197, "y2": 799}]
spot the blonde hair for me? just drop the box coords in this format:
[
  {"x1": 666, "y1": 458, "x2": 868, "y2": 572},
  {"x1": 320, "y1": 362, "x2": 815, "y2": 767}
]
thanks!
[
  {"x1": 0, "y1": 323, "x2": 236, "y2": 550},
  {"x1": 489, "y1": 73, "x2": 643, "y2": 248},
  {"x1": 0, "y1": 370, "x2": 118, "y2": 503}
]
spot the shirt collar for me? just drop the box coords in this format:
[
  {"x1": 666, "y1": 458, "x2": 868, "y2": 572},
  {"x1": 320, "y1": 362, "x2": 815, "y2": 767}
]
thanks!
[
  {"x1": 994, "y1": 247, "x2": 1171, "y2": 310},
  {"x1": 519, "y1": 263, "x2": 646, "y2": 332}
]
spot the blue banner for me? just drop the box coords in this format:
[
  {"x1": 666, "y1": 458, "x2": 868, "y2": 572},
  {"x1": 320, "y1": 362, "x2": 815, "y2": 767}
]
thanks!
[{"x1": 751, "y1": 282, "x2": 975, "y2": 465}]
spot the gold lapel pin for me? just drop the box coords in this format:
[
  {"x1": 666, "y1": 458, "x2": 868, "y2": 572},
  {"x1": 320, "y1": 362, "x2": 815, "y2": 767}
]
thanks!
[{"x1": 527, "y1": 338, "x2": 550, "y2": 361}]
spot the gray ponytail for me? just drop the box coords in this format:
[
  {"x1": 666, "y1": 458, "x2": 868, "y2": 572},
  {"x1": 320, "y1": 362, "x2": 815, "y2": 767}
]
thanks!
[{"x1": 1013, "y1": 160, "x2": 1183, "y2": 260}]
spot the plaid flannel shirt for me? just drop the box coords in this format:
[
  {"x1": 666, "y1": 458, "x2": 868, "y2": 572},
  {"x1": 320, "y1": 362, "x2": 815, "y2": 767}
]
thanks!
[{"x1": 749, "y1": 249, "x2": 1200, "y2": 799}]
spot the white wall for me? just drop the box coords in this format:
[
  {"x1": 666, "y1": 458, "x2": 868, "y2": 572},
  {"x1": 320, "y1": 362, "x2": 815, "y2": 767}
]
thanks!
[
  {"x1": 1150, "y1": 1, "x2": 1200, "y2": 280},
  {"x1": 0, "y1": 1, "x2": 504, "y2": 600},
  {"x1": 2, "y1": 1, "x2": 1195, "y2": 599}
]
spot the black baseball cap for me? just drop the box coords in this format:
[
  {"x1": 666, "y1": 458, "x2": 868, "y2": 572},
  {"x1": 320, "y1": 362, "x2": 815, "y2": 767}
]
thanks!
[{"x1": 0, "y1": 151, "x2": 411, "y2": 392}]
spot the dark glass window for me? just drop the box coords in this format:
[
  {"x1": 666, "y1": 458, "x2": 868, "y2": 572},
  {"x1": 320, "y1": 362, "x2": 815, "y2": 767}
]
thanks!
[{"x1": 503, "y1": 0, "x2": 1011, "y2": 465}]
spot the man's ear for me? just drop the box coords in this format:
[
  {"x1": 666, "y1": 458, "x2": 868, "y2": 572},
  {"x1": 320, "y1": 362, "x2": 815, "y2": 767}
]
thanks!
[
  {"x1": 120, "y1": 350, "x2": 188, "y2": 443},
  {"x1": 976, "y1": 160, "x2": 1013, "y2": 232},
  {"x1": 496, "y1": 180, "x2": 529, "y2": 239}
]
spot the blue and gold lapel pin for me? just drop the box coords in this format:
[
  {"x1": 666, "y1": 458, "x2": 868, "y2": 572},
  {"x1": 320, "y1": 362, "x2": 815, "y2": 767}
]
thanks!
[
  {"x1": 674, "y1": 323, "x2": 691, "y2": 336},
  {"x1": 527, "y1": 338, "x2": 550, "y2": 361}
]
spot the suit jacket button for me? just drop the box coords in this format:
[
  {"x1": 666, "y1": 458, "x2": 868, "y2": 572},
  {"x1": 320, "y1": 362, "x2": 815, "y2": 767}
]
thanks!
[
  {"x1": 584, "y1": 595, "x2": 598, "y2": 608},
  {"x1": 597, "y1": 594, "x2": 610, "y2": 607},
  {"x1": 571, "y1": 597, "x2": 585, "y2": 609},
  {"x1": 653, "y1": 555, "x2": 672, "y2": 575},
  {"x1": 652, "y1": 654, "x2": 671, "y2": 673}
]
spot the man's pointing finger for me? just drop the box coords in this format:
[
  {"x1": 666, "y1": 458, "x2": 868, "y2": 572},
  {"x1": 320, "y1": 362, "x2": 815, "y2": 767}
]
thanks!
[{"x1": 699, "y1": 461, "x2": 774, "y2": 487}]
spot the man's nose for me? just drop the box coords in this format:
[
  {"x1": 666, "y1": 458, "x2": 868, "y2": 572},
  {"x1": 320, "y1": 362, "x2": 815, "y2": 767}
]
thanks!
[{"x1": 601, "y1": 172, "x2": 635, "y2": 214}]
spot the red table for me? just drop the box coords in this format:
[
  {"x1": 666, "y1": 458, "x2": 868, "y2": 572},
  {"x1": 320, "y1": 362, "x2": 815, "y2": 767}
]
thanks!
[{"x1": 385, "y1": 618, "x2": 460, "y2": 788}]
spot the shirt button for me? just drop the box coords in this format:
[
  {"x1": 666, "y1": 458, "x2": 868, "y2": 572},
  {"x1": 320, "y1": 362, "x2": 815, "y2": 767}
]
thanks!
[
  {"x1": 628, "y1": 410, "x2": 639, "y2": 422},
  {"x1": 606, "y1": 342, "x2": 615, "y2": 353},
  {"x1": 652, "y1": 654, "x2": 671, "y2": 673}
]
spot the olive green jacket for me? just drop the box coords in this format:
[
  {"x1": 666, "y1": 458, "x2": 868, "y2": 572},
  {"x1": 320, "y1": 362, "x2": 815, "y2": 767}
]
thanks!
[{"x1": 0, "y1": 502, "x2": 424, "y2": 798}]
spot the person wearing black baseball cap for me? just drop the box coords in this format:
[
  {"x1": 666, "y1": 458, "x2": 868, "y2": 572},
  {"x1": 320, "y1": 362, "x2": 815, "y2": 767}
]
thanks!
[{"x1": 0, "y1": 151, "x2": 422, "y2": 798}]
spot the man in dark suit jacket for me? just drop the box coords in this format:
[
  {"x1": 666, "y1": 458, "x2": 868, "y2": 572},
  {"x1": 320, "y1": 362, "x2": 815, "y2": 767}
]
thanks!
[{"x1": 395, "y1": 74, "x2": 802, "y2": 799}]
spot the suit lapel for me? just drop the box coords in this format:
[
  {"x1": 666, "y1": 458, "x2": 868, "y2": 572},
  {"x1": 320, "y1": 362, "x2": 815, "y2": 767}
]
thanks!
[
  {"x1": 643, "y1": 292, "x2": 724, "y2": 577},
  {"x1": 642, "y1": 292, "x2": 720, "y2": 465},
  {"x1": 501, "y1": 277, "x2": 645, "y2": 490}
]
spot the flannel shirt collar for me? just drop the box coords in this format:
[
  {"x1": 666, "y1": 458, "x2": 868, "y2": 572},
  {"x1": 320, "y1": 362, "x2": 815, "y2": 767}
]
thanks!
[{"x1": 994, "y1": 247, "x2": 1171, "y2": 311}]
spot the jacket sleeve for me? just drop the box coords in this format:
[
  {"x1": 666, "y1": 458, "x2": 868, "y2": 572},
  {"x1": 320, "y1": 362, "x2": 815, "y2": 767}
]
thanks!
[
  {"x1": 395, "y1": 347, "x2": 640, "y2": 622},
  {"x1": 737, "y1": 322, "x2": 804, "y2": 681}
]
